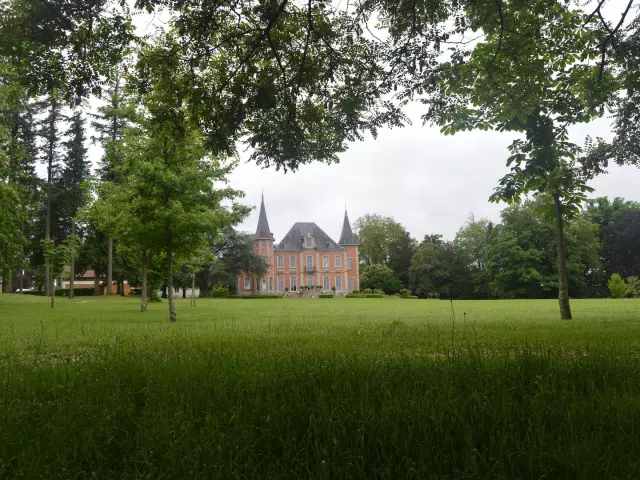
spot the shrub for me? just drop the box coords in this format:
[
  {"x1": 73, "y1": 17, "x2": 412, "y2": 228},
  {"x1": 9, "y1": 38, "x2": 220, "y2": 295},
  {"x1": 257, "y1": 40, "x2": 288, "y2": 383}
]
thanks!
[
  {"x1": 345, "y1": 293, "x2": 362, "y2": 298},
  {"x1": 393, "y1": 293, "x2": 401, "y2": 297},
  {"x1": 365, "y1": 294, "x2": 385, "y2": 298},
  {"x1": 319, "y1": 294, "x2": 334, "y2": 298},
  {"x1": 626, "y1": 276, "x2": 640, "y2": 298},
  {"x1": 128, "y1": 288, "x2": 142, "y2": 296},
  {"x1": 54, "y1": 288, "x2": 95, "y2": 297},
  {"x1": 373, "y1": 289, "x2": 385, "y2": 295},
  {"x1": 227, "y1": 295, "x2": 281, "y2": 299},
  {"x1": 212, "y1": 284, "x2": 229, "y2": 298},
  {"x1": 399, "y1": 288, "x2": 412, "y2": 298},
  {"x1": 363, "y1": 288, "x2": 373, "y2": 295},
  {"x1": 608, "y1": 274, "x2": 629, "y2": 298},
  {"x1": 352, "y1": 290, "x2": 360, "y2": 294}
]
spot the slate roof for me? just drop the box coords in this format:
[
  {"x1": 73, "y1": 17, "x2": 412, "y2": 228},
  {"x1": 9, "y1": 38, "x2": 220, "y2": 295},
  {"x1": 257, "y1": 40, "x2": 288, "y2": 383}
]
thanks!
[
  {"x1": 255, "y1": 193, "x2": 274, "y2": 240},
  {"x1": 274, "y1": 222, "x2": 345, "y2": 251},
  {"x1": 338, "y1": 210, "x2": 359, "y2": 245}
]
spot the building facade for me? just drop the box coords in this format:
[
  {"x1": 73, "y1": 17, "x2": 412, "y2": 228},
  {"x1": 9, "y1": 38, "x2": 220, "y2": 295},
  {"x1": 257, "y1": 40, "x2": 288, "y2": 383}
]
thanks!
[{"x1": 237, "y1": 195, "x2": 360, "y2": 295}]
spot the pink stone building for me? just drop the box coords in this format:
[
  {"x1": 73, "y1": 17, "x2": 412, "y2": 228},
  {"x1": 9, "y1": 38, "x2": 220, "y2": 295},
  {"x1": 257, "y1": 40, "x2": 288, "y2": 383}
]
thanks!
[{"x1": 237, "y1": 195, "x2": 360, "y2": 295}]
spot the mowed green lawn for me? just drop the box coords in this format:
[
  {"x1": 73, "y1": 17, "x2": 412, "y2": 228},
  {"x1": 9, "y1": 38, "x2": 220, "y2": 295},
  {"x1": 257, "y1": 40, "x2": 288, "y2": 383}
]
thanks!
[{"x1": 1, "y1": 295, "x2": 640, "y2": 478}]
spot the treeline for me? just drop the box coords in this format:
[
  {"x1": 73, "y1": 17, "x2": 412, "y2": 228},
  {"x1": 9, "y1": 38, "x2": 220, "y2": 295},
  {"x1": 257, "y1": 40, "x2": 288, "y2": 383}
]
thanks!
[{"x1": 356, "y1": 197, "x2": 640, "y2": 299}]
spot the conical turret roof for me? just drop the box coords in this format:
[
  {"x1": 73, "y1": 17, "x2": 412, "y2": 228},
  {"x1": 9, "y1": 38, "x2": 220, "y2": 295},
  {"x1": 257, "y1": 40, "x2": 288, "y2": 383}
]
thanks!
[
  {"x1": 255, "y1": 193, "x2": 274, "y2": 240},
  {"x1": 338, "y1": 209, "x2": 359, "y2": 245}
]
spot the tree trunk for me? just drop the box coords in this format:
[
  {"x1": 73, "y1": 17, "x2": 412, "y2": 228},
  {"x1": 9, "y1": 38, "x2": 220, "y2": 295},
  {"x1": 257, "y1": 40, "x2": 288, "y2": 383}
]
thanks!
[
  {"x1": 553, "y1": 190, "x2": 572, "y2": 320},
  {"x1": 70, "y1": 255, "x2": 75, "y2": 299},
  {"x1": 141, "y1": 251, "x2": 148, "y2": 312},
  {"x1": 167, "y1": 249, "x2": 176, "y2": 322},
  {"x1": 191, "y1": 275, "x2": 196, "y2": 307},
  {"x1": 182, "y1": 285, "x2": 186, "y2": 299},
  {"x1": 93, "y1": 268, "x2": 101, "y2": 295},
  {"x1": 106, "y1": 237, "x2": 113, "y2": 295},
  {"x1": 50, "y1": 275, "x2": 55, "y2": 308},
  {"x1": 69, "y1": 224, "x2": 75, "y2": 299},
  {"x1": 18, "y1": 265, "x2": 23, "y2": 294}
]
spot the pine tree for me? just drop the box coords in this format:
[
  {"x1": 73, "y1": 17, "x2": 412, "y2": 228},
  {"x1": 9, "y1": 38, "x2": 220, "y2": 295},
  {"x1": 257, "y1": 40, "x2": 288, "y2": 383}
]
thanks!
[
  {"x1": 91, "y1": 71, "x2": 135, "y2": 295},
  {"x1": 59, "y1": 110, "x2": 90, "y2": 298},
  {"x1": 36, "y1": 91, "x2": 64, "y2": 295}
]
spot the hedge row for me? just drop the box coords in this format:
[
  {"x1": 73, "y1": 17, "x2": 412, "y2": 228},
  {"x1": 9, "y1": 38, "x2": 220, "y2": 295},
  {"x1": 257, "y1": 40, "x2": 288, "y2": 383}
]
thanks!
[
  {"x1": 20, "y1": 288, "x2": 96, "y2": 297},
  {"x1": 319, "y1": 294, "x2": 334, "y2": 298},
  {"x1": 345, "y1": 294, "x2": 385, "y2": 298},
  {"x1": 226, "y1": 295, "x2": 282, "y2": 299}
]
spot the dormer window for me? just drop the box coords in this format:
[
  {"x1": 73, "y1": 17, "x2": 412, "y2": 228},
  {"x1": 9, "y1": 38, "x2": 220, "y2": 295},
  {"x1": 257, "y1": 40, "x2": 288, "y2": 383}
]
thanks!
[{"x1": 306, "y1": 236, "x2": 313, "y2": 248}]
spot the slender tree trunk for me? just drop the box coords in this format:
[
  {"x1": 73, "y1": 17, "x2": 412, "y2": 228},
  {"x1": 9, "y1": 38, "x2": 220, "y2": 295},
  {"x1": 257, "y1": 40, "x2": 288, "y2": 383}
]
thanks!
[
  {"x1": 182, "y1": 285, "x2": 186, "y2": 299},
  {"x1": 553, "y1": 190, "x2": 572, "y2": 320},
  {"x1": 44, "y1": 190, "x2": 51, "y2": 296},
  {"x1": 18, "y1": 264, "x2": 23, "y2": 294},
  {"x1": 141, "y1": 251, "x2": 148, "y2": 312},
  {"x1": 191, "y1": 275, "x2": 196, "y2": 307},
  {"x1": 93, "y1": 267, "x2": 100, "y2": 295},
  {"x1": 69, "y1": 224, "x2": 75, "y2": 299},
  {"x1": 50, "y1": 274, "x2": 55, "y2": 308},
  {"x1": 106, "y1": 237, "x2": 113, "y2": 295},
  {"x1": 167, "y1": 249, "x2": 176, "y2": 322}
]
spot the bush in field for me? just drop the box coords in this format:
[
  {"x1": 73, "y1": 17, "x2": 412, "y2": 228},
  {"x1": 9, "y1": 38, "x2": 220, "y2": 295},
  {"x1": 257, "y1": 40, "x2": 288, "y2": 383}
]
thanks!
[
  {"x1": 608, "y1": 274, "x2": 629, "y2": 298},
  {"x1": 373, "y1": 289, "x2": 385, "y2": 295},
  {"x1": 626, "y1": 277, "x2": 640, "y2": 298},
  {"x1": 212, "y1": 284, "x2": 229, "y2": 298},
  {"x1": 399, "y1": 288, "x2": 412, "y2": 298},
  {"x1": 363, "y1": 288, "x2": 373, "y2": 295}
]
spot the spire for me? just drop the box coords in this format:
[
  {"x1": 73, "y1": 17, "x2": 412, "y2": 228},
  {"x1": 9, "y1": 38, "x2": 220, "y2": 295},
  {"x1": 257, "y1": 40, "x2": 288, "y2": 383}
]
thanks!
[
  {"x1": 339, "y1": 209, "x2": 359, "y2": 245},
  {"x1": 255, "y1": 192, "x2": 274, "y2": 240}
]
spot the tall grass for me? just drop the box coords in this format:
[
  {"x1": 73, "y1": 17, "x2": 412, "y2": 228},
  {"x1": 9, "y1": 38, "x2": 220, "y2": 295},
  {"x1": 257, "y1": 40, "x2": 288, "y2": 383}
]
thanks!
[{"x1": 1, "y1": 295, "x2": 640, "y2": 478}]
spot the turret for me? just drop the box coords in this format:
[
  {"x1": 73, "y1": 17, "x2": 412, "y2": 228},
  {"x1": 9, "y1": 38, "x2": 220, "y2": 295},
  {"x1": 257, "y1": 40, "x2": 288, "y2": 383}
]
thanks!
[{"x1": 338, "y1": 209, "x2": 359, "y2": 246}]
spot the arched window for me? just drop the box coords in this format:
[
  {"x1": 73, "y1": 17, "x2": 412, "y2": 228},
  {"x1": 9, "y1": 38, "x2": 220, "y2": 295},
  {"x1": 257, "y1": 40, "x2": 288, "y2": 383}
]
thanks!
[{"x1": 323, "y1": 276, "x2": 330, "y2": 291}]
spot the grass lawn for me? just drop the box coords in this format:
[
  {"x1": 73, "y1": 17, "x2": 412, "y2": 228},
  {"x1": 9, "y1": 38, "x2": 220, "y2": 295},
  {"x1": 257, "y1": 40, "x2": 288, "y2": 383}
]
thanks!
[{"x1": 1, "y1": 294, "x2": 640, "y2": 478}]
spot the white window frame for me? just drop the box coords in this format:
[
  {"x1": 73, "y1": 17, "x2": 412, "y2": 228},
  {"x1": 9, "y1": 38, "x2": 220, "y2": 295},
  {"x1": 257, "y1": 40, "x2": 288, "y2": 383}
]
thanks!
[
  {"x1": 335, "y1": 255, "x2": 342, "y2": 268},
  {"x1": 290, "y1": 276, "x2": 297, "y2": 291},
  {"x1": 347, "y1": 258, "x2": 352, "y2": 270},
  {"x1": 306, "y1": 237, "x2": 312, "y2": 247},
  {"x1": 323, "y1": 276, "x2": 330, "y2": 291},
  {"x1": 277, "y1": 256, "x2": 284, "y2": 268},
  {"x1": 307, "y1": 276, "x2": 314, "y2": 287},
  {"x1": 335, "y1": 276, "x2": 342, "y2": 291},
  {"x1": 306, "y1": 255, "x2": 313, "y2": 270},
  {"x1": 262, "y1": 277, "x2": 267, "y2": 290},
  {"x1": 323, "y1": 255, "x2": 329, "y2": 268},
  {"x1": 278, "y1": 277, "x2": 284, "y2": 292},
  {"x1": 244, "y1": 277, "x2": 251, "y2": 290},
  {"x1": 348, "y1": 277, "x2": 355, "y2": 291},
  {"x1": 290, "y1": 256, "x2": 296, "y2": 268}
]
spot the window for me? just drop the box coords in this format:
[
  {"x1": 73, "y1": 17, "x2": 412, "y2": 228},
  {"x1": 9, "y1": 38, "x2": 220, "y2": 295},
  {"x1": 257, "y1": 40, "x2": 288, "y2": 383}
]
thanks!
[
  {"x1": 323, "y1": 276, "x2": 330, "y2": 291},
  {"x1": 261, "y1": 241, "x2": 265, "y2": 247},
  {"x1": 290, "y1": 276, "x2": 297, "y2": 291},
  {"x1": 335, "y1": 276, "x2": 342, "y2": 291},
  {"x1": 244, "y1": 277, "x2": 251, "y2": 290},
  {"x1": 347, "y1": 258, "x2": 352, "y2": 270},
  {"x1": 278, "y1": 277, "x2": 284, "y2": 292},
  {"x1": 290, "y1": 256, "x2": 296, "y2": 268},
  {"x1": 306, "y1": 255, "x2": 313, "y2": 270},
  {"x1": 306, "y1": 236, "x2": 312, "y2": 247},
  {"x1": 307, "y1": 276, "x2": 314, "y2": 287},
  {"x1": 262, "y1": 277, "x2": 267, "y2": 290},
  {"x1": 348, "y1": 277, "x2": 355, "y2": 291},
  {"x1": 269, "y1": 277, "x2": 273, "y2": 291},
  {"x1": 277, "y1": 256, "x2": 284, "y2": 268},
  {"x1": 335, "y1": 255, "x2": 342, "y2": 268},
  {"x1": 323, "y1": 255, "x2": 329, "y2": 268}
]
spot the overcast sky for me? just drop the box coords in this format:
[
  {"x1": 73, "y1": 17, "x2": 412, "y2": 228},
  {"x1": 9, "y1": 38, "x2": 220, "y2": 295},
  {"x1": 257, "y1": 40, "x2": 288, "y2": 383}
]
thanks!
[{"x1": 229, "y1": 105, "x2": 640, "y2": 243}]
